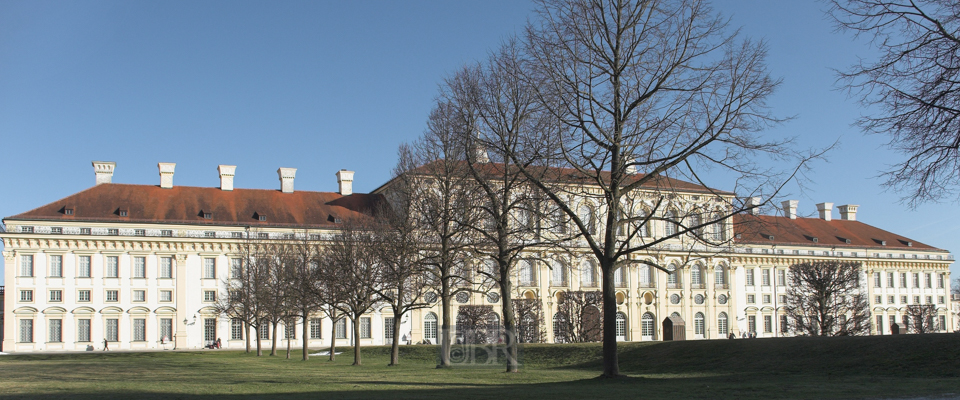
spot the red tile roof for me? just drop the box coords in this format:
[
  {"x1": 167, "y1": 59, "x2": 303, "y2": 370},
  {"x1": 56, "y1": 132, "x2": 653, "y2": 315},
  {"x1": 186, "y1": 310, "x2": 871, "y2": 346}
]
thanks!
[
  {"x1": 734, "y1": 214, "x2": 944, "y2": 252},
  {"x1": 5, "y1": 184, "x2": 383, "y2": 228}
]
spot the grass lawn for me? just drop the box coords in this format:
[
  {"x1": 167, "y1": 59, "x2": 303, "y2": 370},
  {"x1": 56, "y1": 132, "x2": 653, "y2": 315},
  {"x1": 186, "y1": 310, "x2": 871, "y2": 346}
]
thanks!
[{"x1": 1, "y1": 333, "x2": 959, "y2": 399}]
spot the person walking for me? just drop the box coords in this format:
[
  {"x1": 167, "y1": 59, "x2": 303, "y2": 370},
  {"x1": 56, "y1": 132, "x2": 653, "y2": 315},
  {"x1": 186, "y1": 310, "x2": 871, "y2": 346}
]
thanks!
[{"x1": 103, "y1": 338, "x2": 109, "y2": 351}]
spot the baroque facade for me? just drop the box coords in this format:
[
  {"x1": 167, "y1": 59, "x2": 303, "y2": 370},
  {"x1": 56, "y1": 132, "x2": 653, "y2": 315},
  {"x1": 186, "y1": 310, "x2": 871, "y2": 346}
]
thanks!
[{"x1": 1, "y1": 162, "x2": 954, "y2": 352}]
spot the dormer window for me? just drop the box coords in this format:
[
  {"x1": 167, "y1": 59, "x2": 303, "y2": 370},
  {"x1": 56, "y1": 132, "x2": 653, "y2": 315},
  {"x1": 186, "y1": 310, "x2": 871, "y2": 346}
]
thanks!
[
  {"x1": 60, "y1": 206, "x2": 75, "y2": 216},
  {"x1": 199, "y1": 210, "x2": 213, "y2": 220},
  {"x1": 899, "y1": 239, "x2": 913, "y2": 247},
  {"x1": 873, "y1": 239, "x2": 887, "y2": 246},
  {"x1": 837, "y1": 236, "x2": 851, "y2": 244},
  {"x1": 118, "y1": 209, "x2": 128, "y2": 217},
  {"x1": 254, "y1": 212, "x2": 266, "y2": 222}
]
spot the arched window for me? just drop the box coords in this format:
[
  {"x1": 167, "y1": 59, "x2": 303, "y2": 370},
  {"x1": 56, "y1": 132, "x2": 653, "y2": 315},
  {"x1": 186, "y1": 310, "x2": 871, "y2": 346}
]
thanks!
[
  {"x1": 519, "y1": 260, "x2": 536, "y2": 286},
  {"x1": 638, "y1": 264, "x2": 653, "y2": 287},
  {"x1": 614, "y1": 265, "x2": 626, "y2": 287},
  {"x1": 664, "y1": 209, "x2": 678, "y2": 236},
  {"x1": 641, "y1": 312, "x2": 655, "y2": 340},
  {"x1": 712, "y1": 212, "x2": 725, "y2": 241},
  {"x1": 579, "y1": 204, "x2": 596, "y2": 235},
  {"x1": 581, "y1": 259, "x2": 597, "y2": 287},
  {"x1": 551, "y1": 208, "x2": 567, "y2": 234},
  {"x1": 638, "y1": 209, "x2": 650, "y2": 237},
  {"x1": 486, "y1": 313, "x2": 501, "y2": 344},
  {"x1": 551, "y1": 259, "x2": 567, "y2": 286},
  {"x1": 615, "y1": 312, "x2": 627, "y2": 341},
  {"x1": 553, "y1": 312, "x2": 569, "y2": 343},
  {"x1": 715, "y1": 265, "x2": 727, "y2": 286},
  {"x1": 424, "y1": 313, "x2": 438, "y2": 340},
  {"x1": 694, "y1": 312, "x2": 705, "y2": 337},
  {"x1": 667, "y1": 264, "x2": 680, "y2": 288},
  {"x1": 691, "y1": 264, "x2": 703, "y2": 287},
  {"x1": 718, "y1": 312, "x2": 728, "y2": 336},
  {"x1": 689, "y1": 213, "x2": 701, "y2": 236},
  {"x1": 671, "y1": 311, "x2": 681, "y2": 319}
]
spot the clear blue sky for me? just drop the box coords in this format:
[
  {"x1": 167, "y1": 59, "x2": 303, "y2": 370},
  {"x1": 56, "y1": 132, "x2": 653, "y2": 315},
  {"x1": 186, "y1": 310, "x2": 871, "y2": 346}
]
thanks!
[{"x1": 1, "y1": 1, "x2": 957, "y2": 285}]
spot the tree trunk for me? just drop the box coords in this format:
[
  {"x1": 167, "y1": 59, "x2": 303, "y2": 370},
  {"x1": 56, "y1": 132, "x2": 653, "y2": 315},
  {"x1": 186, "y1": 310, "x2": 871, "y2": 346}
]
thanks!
[
  {"x1": 285, "y1": 326, "x2": 292, "y2": 359},
  {"x1": 600, "y1": 259, "x2": 621, "y2": 377},
  {"x1": 244, "y1": 320, "x2": 251, "y2": 353},
  {"x1": 255, "y1": 325, "x2": 262, "y2": 357},
  {"x1": 352, "y1": 316, "x2": 362, "y2": 365},
  {"x1": 500, "y1": 276, "x2": 519, "y2": 373},
  {"x1": 390, "y1": 308, "x2": 402, "y2": 366},
  {"x1": 438, "y1": 282, "x2": 452, "y2": 368},
  {"x1": 302, "y1": 314, "x2": 309, "y2": 361},
  {"x1": 329, "y1": 317, "x2": 337, "y2": 362},
  {"x1": 270, "y1": 321, "x2": 278, "y2": 356}
]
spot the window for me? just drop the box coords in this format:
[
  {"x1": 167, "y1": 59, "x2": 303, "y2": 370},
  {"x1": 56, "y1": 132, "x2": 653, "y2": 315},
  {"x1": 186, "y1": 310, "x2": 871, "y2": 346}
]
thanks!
[
  {"x1": 875, "y1": 295, "x2": 882, "y2": 304},
  {"x1": 204, "y1": 318, "x2": 217, "y2": 343},
  {"x1": 614, "y1": 266, "x2": 626, "y2": 287},
  {"x1": 663, "y1": 209, "x2": 678, "y2": 236},
  {"x1": 913, "y1": 273, "x2": 920, "y2": 288},
  {"x1": 581, "y1": 260, "x2": 597, "y2": 287},
  {"x1": 360, "y1": 317, "x2": 372, "y2": 339},
  {"x1": 105, "y1": 319, "x2": 119, "y2": 341},
  {"x1": 161, "y1": 230, "x2": 173, "y2": 237},
  {"x1": 551, "y1": 260, "x2": 567, "y2": 286},
  {"x1": 519, "y1": 260, "x2": 536, "y2": 286},
  {"x1": 887, "y1": 272, "x2": 895, "y2": 287},
  {"x1": 78, "y1": 290, "x2": 91, "y2": 302},
  {"x1": 260, "y1": 323, "x2": 269, "y2": 340},
  {"x1": 763, "y1": 294, "x2": 771, "y2": 304},
  {"x1": 691, "y1": 265, "x2": 703, "y2": 286},
  {"x1": 231, "y1": 259, "x2": 242, "y2": 279},
  {"x1": 889, "y1": 295, "x2": 895, "y2": 304},
  {"x1": 49, "y1": 319, "x2": 62, "y2": 342},
  {"x1": 938, "y1": 274, "x2": 945, "y2": 289},
  {"x1": 748, "y1": 316, "x2": 756, "y2": 333},
  {"x1": 204, "y1": 231, "x2": 215, "y2": 238},
  {"x1": 285, "y1": 323, "x2": 296, "y2": 339},
  {"x1": 156, "y1": 318, "x2": 170, "y2": 342},
  {"x1": 50, "y1": 290, "x2": 62, "y2": 302},
  {"x1": 135, "y1": 229, "x2": 145, "y2": 237},
  {"x1": 780, "y1": 315, "x2": 789, "y2": 333},
  {"x1": 923, "y1": 273, "x2": 931, "y2": 288},
  {"x1": 160, "y1": 290, "x2": 172, "y2": 302},
  {"x1": 22, "y1": 226, "x2": 34, "y2": 233},
  {"x1": 78, "y1": 319, "x2": 91, "y2": 342},
  {"x1": 160, "y1": 257, "x2": 173, "y2": 278},
  {"x1": 424, "y1": 313, "x2": 438, "y2": 340},
  {"x1": 232, "y1": 232, "x2": 243, "y2": 239},
  {"x1": 203, "y1": 212, "x2": 213, "y2": 219},
  {"x1": 204, "y1": 291, "x2": 217, "y2": 302},
  {"x1": 133, "y1": 319, "x2": 146, "y2": 341},
  {"x1": 762, "y1": 269, "x2": 771, "y2": 286},
  {"x1": 20, "y1": 290, "x2": 33, "y2": 302},
  {"x1": 939, "y1": 296, "x2": 945, "y2": 304},
  {"x1": 203, "y1": 258, "x2": 216, "y2": 279},
  {"x1": 914, "y1": 296, "x2": 921, "y2": 304},
  {"x1": 940, "y1": 316, "x2": 947, "y2": 331},
  {"x1": 106, "y1": 290, "x2": 119, "y2": 302},
  {"x1": 711, "y1": 213, "x2": 725, "y2": 241},
  {"x1": 667, "y1": 264, "x2": 680, "y2": 288},
  {"x1": 746, "y1": 269, "x2": 755, "y2": 286},
  {"x1": 335, "y1": 319, "x2": 347, "y2": 339},
  {"x1": 747, "y1": 294, "x2": 755, "y2": 304},
  {"x1": 777, "y1": 270, "x2": 786, "y2": 286},
  {"x1": 64, "y1": 208, "x2": 74, "y2": 216},
  {"x1": 20, "y1": 319, "x2": 34, "y2": 343},
  {"x1": 133, "y1": 257, "x2": 146, "y2": 278},
  {"x1": 874, "y1": 272, "x2": 881, "y2": 288},
  {"x1": 80, "y1": 227, "x2": 91, "y2": 235},
  {"x1": 715, "y1": 265, "x2": 726, "y2": 286},
  {"x1": 901, "y1": 295, "x2": 908, "y2": 304},
  {"x1": 310, "y1": 318, "x2": 322, "y2": 339},
  {"x1": 764, "y1": 315, "x2": 772, "y2": 333},
  {"x1": 20, "y1": 254, "x2": 34, "y2": 277},
  {"x1": 79, "y1": 256, "x2": 92, "y2": 278},
  {"x1": 718, "y1": 313, "x2": 729, "y2": 336},
  {"x1": 232, "y1": 319, "x2": 244, "y2": 340},
  {"x1": 779, "y1": 295, "x2": 787, "y2": 304},
  {"x1": 51, "y1": 227, "x2": 62, "y2": 234},
  {"x1": 106, "y1": 256, "x2": 119, "y2": 278},
  {"x1": 384, "y1": 317, "x2": 395, "y2": 340},
  {"x1": 579, "y1": 204, "x2": 596, "y2": 235},
  {"x1": 258, "y1": 233, "x2": 268, "y2": 239},
  {"x1": 900, "y1": 272, "x2": 907, "y2": 288},
  {"x1": 694, "y1": 312, "x2": 705, "y2": 336},
  {"x1": 108, "y1": 228, "x2": 119, "y2": 236},
  {"x1": 926, "y1": 296, "x2": 933, "y2": 304},
  {"x1": 50, "y1": 255, "x2": 63, "y2": 277},
  {"x1": 133, "y1": 290, "x2": 145, "y2": 302}
]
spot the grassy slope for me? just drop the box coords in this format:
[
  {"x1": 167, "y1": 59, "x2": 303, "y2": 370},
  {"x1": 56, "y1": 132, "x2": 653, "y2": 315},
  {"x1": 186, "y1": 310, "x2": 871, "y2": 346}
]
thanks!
[{"x1": 0, "y1": 334, "x2": 958, "y2": 399}]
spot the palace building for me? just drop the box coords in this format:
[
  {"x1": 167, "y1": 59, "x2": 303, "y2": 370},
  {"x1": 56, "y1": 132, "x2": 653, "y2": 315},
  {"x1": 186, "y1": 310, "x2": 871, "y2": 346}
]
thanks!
[{"x1": 1, "y1": 162, "x2": 954, "y2": 352}]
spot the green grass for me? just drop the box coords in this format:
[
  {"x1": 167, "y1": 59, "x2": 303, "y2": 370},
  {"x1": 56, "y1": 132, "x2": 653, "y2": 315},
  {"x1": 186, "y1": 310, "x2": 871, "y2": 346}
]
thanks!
[{"x1": 1, "y1": 334, "x2": 959, "y2": 399}]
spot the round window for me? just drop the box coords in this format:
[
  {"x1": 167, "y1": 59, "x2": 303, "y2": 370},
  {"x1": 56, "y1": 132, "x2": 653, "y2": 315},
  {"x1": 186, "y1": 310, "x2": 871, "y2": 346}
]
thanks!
[
  {"x1": 425, "y1": 292, "x2": 438, "y2": 303},
  {"x1": 486, "y1": 292, "x2": 500, "y2": 303},
  {"x1": 670, "y1": 294, "x2": 681, "y2": 304},
  {"x1": 455, "y1": 291, "x2": 470, "y2": 304},
  {"x1": 717, "y1": 294, "x2": 728, "y2": 305},
  {"x1": 694, "y1": 294, "x2": 705, "y2": 304}
]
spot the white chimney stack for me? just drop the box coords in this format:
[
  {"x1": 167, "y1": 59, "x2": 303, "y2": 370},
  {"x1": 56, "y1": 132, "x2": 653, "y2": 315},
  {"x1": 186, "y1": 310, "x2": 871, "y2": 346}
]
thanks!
[
  {"x1": 92, "y1": 161, "x2": 116, "y2": 185},
  {"x1": 747, "y1": 197, "x2": 762, "y2": 215},
  {"x1": 781, "y1": 200, "x2": 798, "y2": 219},
  {"x1": 816, "y1": 202, "x2": 834, "y2": 221},
  {"x1": 158, "y1": 163, "x2": 176, "y2": 189},
  {"x1": 336, "y1": 169, "x2": 355, "y2": 196},
  {"x1": 838, "y1": 204, "x2": 858, "y2": 221},
  {"x1": 218, "y1": 165, "x2": 236, "y2": 191},
  {"x1": 278, "y1": 167, "x2": 296, "y2": 193}
]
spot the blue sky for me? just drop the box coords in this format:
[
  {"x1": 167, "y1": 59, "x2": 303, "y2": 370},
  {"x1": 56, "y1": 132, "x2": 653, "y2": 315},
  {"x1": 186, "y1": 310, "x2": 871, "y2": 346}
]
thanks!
[{"x1": 1, "y1": 1, "x2": 957, "y2": 285}]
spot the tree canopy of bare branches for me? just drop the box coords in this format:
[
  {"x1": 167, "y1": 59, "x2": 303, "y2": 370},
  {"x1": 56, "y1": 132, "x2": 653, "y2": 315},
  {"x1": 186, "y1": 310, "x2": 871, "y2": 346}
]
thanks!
[
  {"x1": 904, "y1": 304, "x2": 939, "y2": 334},
  {"x1": 830, "y1": 0, "x2": 960, "y2": 206},
  {"x1": 785, "y1": 261, "x2": 871, "y2": 336}
]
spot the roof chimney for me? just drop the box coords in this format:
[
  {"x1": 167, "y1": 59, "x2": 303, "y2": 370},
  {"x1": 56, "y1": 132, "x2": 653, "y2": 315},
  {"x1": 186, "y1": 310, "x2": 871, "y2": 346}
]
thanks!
[
  {"x1": 92, "y1": 161, "x2": 116, "y2": 185},
  {"x1": 218, "y1": 165, "x2": 236, "y2": 191},
  {"x1": 838, "y1": 204, "x2": 858, "y2": 221},
  {"x1": 158, "y1": 163, "x2": 176, "y2": 189},
  {"x1": 747, "y1": 197, "x2": 761, "y2": 215},
  {"x1": 781, "y1": 200, "x2": 798, "y2": 219},
  {"x1": 336, "y1": 169, "x2": 354, "y2": 196},
  {"x1": 816, "y1": 202, "x2": 833, "y2": 221},
  {"x1": 278, "y1": 167, "x2": 296, "y2": 193}
]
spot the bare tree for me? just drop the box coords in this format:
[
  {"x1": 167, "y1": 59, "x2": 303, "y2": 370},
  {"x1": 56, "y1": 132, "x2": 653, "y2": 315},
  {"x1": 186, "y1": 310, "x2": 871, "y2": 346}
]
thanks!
[
  {"x1": 499, "y1": 0, "x2": 820, "y2": 377},
  {"x1": 215, "y1": 234, "x2": 264, "y2": 354},
  {"x1": 785, "y1": 261, "x2": 871, "y2": 336},
  {"x1": 513, "y1": 297, "x2": 546, "y2": 344},
  {"x1": 904, "y1": 304, "x2": 939, "y2": 334},
  {"x1": 318, "y1": 218, "x2": 381, "y2": 366},
  {"x1": 262, "y1": 241, "x2": 295, "y2": 357},
  {"x1": 286, "y1": 231, "x2": 324, "y2": 361},
  {"x1": 455, "y1": 305, "x2": 498, "y2": 344},
  {"x1": 830, "y1": 0, "x2": 960, "y2": 206},
  {"x1": 554, "y1": 290, "x2": 603, "y2": 343}
]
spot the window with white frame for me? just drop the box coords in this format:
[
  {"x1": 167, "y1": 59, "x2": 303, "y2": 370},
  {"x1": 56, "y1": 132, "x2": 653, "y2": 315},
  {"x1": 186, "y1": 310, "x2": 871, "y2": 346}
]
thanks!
[
  {"x1": 160, "y1": 319, "x2": 172, "y2": 342},
  {"x1": 49, "y1": 319, "x2": 62, "y2": 342},
  {"x1": 106, "y1": 290, "x2": 119, "y2": 302},
  {"x1": 310, "y1": 318, "x2": 322, "y2": 339},
  {"x1": 78, "y1": 290, "x2": 90, "y2": 302},
  {"x1": 20, "y1": 254, "x2": 34, "y2": 277},
  {"x1": 938, "y1": 274, "x2": 945, "y2": 288},
  {"x1": 718, "y1": 312, "x2": 728, "y2": 336},
  {"x1": 78, "y1": 319, "x2": 91, "y2": 342},
  {"x1": 519, "y1": 260, "x2": 536, "y2": 286},
  {"x1": 335, "y1": 319, "x2": 347, "y2": 339},
  {"x1": 232, "y1": 319, "x2": 244, "y2": 340},
  {"x1": 203, "y1": 258, "x2": 216, "y2": 279},
  {"x1": 874, "y1": 272, "x2": 881, "y2": 287},
  {"x1": 551, "y1": 260, "x2": 567, "y2": 286},
  {"x1": 50, "y1": 255, "x2": 63, "y2": 277},
  {"x1": 49, "y1": 290, "x2": 62, "y2": 302},
  {"x1": 762, "y1": 269, "x2": 771, "y2": 286},
  {"x1": 581, "y1": 259, "x2": 597, "y2": 287},
  {"x1": 231, "y1": 259, "x2": 242, "y2": 279},
  {"x1": 747, "y1": 294, "x2": 755, "y2": 304},
  {"x1": 913, "y1": 273, "x2": 920, "y2": 288},
  {"x1": 204, "y1": 318, "x2": 217, "y2": 342},
  {"x1": 763, "y1": 294, "x2": 771, "y2": 304},
  {"x1": 887, "y1": 272, "x2": 894, "y2": 287},
  {"x1": 715, "y1": 265, "x2": 726, "y2": 286},
  {"x1": 780, "y1": 315, "x2": 789, "y2": 333},
  {"x1": 578, "y1": 204, "x2": 596, "y2": 235},
  {"x1": 925, "y1": 273, "x2": 932, "y2": 288},
  {"x1": 667, "y1": 264, "x2": 680, "y2": 287},
  {"x1": 133, "y1": 318, "x2": 146, "y2": 341},
  {"x1": 106, "y1": 256, "x2": 119, "y2": 278},
  {"x1": 79, "y1": 255, "x2": 92, "y2": 278},
  {"x1": 691, "y1": 265, "x2": 703, "y2": 286},
  {"x1": 711, "y1": 212, "x2": 725, "y2": 241},
  {"x1": 764, "y1": 315, "x2": 772, "y2": 333},
  {"x1": 285, "y1": 323, "x2": 296, "y2": 339},
  {"x1": 424, "y1": 313, "x2": 438, "y2": 340},
  {"x1": 133, "y1": 290, "x2": 145, "y2": 302},
  {"x1": 777, "y1": 269, "x2": 786, "y2": 286},
  {"x1": 900, "y1": 272, "x2": 907, "y2": 287},
  {"x1": 20, "y1": 290, "x2": 33, "y2": 302},
  {"x1": 160, "y1": 257, "x2": 173, "y2": 278},
  {"x1": 260, "y1": 323, "x2": 269, "y2": 340},
  {"x1": 133, "y1": 257, "x2": 146, "y2": 278},
  {"x1": 694, "y1": 312, "x2": 705, "y2": 336},
  {"x1": 105, "y1": 319, "x2": 119, "y2": 341},
  {"x1": 160, "y1": 290, "x2": 172, "y2": 302},
  {"x1": 664, "y1": 209, "x2": 678, "y2": 236},
  {"x1": 360, "y1": 317, "x2": 372, "y2": 339},
  {"x1": 889, "y1": 295, "x2": 895, "y2": 304},
  {"x1": 614, "y1": 265, "x2": 626, "y2": 287},
  {"x1": 384, "y1": 317, "x2": 395, "y2": 340},
  {"x1": 204, "y1": 291, "x2": 217, "y2": 302},
  {"x1": 745, "y1": 269, "x2": 755, "y2": 286},
  {"x1": 20, "y1": 319, "x2": 34, "y2": 342}
]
